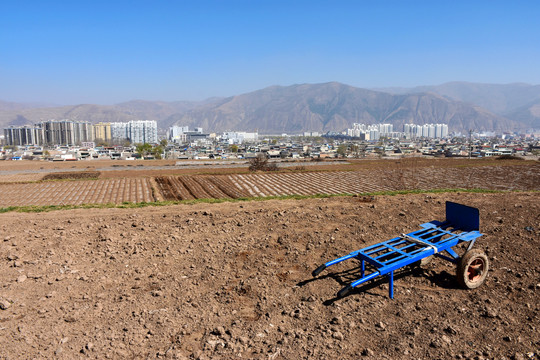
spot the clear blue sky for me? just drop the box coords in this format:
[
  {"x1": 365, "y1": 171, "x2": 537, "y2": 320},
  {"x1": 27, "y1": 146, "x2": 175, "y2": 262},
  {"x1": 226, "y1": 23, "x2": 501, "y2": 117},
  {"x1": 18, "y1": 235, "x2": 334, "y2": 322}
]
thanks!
[{"x1": 1, "y1": 0, "x2": 538, "y2": 105}]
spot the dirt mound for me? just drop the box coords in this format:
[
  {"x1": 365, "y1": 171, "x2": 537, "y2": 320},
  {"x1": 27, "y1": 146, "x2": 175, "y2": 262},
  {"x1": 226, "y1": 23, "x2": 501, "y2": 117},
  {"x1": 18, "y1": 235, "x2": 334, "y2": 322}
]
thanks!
[
  {"x1": 0, "y1": 192, "x2": 538, "y2": 359},
  {"x1": 41, "y1": 171, "x2": 101, "y2": 181},
  {"x1": 496, "y1": 155, "x2": 524, "y2": 160}
]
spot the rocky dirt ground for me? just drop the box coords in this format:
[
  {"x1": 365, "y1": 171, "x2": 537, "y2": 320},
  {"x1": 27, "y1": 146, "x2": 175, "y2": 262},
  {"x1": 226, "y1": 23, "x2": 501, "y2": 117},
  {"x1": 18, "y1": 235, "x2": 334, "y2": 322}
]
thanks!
[{"x1": 0, "y1": 192, "x2": 538, "y2": 359}]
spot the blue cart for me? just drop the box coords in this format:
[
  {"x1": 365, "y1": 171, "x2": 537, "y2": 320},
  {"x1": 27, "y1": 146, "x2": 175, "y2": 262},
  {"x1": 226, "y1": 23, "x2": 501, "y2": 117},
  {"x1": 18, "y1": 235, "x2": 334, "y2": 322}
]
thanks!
[{"x1": 312, "y1": 202, "x2": 489, "y2": 299}]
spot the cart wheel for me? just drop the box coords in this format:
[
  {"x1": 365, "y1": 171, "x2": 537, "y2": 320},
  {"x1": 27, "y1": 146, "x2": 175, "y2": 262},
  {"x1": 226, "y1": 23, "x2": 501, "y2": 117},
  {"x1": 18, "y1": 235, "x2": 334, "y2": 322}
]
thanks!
[{"x1": 457, "y1": 249, "x2": 489, "y2": 289}]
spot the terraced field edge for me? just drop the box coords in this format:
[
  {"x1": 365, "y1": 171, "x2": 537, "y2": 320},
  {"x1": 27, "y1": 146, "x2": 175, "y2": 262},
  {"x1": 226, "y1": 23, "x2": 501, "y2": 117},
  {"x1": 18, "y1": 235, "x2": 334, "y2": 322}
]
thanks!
[{"x1": 0, "y1": 188, "x2": 520, "y2": 213}]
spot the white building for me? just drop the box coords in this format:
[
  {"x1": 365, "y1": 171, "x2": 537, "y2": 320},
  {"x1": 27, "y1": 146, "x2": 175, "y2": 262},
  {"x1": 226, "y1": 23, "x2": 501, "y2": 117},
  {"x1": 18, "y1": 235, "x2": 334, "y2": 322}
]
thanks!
[
  {"x1": 221, "y1": 131, "x2": 258, "y2": 144},
  {"x1": 347, "y1": 123, "x2": 366, "y2": 137},
  {"x1": 347, "y1": 123, "x2": 391, "y2": 140},
  {"x1": 169, "y1": 125, "x2": 189, "y2": 141},
  {"x1": 403, "y1": 123, "x2": 448, "y2": 139},
  {"x1": 368, "y1": 128, "x2": 380, "y2": 141},
  {"x1": 379, "y1": 123, "x2": 393, "y2": 134},
  {"x1": 111, "y1": 122, "x2": 129, "y2": 141},
  {"x1": 129, "y1": 120, "x2": 157, "y2": 144},
  {"x1": 111, "y1": 120, "x2": 157, "y2": 144},
  {"x1": 435, "y1": 124, "x2": 449, "y2": 138}
]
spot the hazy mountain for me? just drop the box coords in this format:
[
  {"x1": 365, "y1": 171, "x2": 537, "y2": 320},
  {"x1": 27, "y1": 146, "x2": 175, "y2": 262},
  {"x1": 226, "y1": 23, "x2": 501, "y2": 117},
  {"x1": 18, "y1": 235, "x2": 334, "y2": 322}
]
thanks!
[
  {"x1": 377, "y1": 82, "x2": 540, "y2": 116},
  {"x1": 505, "y1": 98, "x2": 540, "y2": 129},
  {"x1": 0, "y1": 99, "x2": 218, "y2": 130},
  {"x1": 113, "y1": 100, "x2": 221, "y2": 128},
  {"x1": 169, "y1": 82, "x2": 516, "y2": 133},
  {"x1": 0, "y1": 82, "x2": 531, "y2": 133},
  {"x1": 0, "y1": 100, "x2": 58, "y2": 112}
]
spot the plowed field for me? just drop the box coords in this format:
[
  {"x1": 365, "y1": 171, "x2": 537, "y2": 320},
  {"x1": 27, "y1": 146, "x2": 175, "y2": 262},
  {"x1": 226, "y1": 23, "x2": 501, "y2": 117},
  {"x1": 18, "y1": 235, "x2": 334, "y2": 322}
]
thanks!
[
  {"x1": 0, "y1": 162, "x2": 538, "y2": 207},
  {"x1": 155, "y1": 165, "x2": 540, "y2": 200},
  {"x1": 155, "y1": 176, "x2": 250, "y2": 201},
  {"x1": 0, "y1": 178, "x2": 155, "y2": 207}
]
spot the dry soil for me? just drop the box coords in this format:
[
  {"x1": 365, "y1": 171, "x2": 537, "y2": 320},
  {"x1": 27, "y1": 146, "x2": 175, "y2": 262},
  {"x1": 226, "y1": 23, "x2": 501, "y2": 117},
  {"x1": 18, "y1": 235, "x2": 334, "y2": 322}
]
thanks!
[{"x1": 0, "y1": 192, "x2": 539, "y2": 359}]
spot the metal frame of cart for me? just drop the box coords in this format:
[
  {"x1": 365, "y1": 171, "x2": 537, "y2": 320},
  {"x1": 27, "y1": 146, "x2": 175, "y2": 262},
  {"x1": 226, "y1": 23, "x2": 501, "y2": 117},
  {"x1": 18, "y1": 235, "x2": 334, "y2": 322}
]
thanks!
[{"x1": 312, "y1": 202, "x2": 489, "y2": 299}]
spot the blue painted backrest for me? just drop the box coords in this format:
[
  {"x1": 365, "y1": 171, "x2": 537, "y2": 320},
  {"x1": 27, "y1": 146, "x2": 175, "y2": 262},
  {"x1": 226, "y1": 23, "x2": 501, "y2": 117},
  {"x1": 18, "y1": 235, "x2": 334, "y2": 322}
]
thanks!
[{"x1": 445, "y1": 201, "x2": 480, "y2": 232}]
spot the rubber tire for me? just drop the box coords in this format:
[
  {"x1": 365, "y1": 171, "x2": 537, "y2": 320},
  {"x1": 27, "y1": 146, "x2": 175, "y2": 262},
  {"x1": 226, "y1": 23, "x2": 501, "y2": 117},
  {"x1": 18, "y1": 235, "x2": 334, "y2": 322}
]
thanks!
[{"x1": 457, "y1": 249, "x2": 489, "y2": 289}]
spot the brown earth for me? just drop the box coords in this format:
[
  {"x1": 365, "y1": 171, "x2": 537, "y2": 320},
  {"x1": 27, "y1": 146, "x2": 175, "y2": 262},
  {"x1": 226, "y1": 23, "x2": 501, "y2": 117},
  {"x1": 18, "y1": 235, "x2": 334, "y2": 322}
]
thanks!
[
  {"x1": 0, "y1": 192, "x2": 539, "y2": 359},
  {"x1": 1, "y1": 157, "x2": 538, "y2": 179},
  {"x1": 0, "y1": 159, "x2": 538, "y2": 207}
]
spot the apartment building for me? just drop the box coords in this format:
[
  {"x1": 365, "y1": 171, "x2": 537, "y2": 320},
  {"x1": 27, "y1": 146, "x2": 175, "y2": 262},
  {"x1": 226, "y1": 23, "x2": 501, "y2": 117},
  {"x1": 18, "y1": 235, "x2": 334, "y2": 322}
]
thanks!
[
  {"x1": 3, "y1": 120, "x2": 93, "y2": 146},
  {"x1": 111, "y1": 120, "x2": 157, "y2": 144},
  {"x1": 93, "y1": 122, "x2": 112, "y2": 142},
  {"x1": 403, "y1": 124, "x2": 448, "y2": 139},
  {"x1": 3, "y1": 125, "x2": 43, "y2": 146}
]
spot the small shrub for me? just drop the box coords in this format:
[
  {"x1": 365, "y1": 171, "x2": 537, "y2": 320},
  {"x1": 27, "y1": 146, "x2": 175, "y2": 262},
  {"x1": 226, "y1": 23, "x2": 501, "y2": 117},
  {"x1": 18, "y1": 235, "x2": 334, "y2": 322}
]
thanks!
[
  {"x1": 265, "y1": 162, "x2": 279, "y2": 171},
  {"x1": 496, "y1": 155, "x2": 523, "y2": 160},
  {"x1": 248, "y1": 154, "x2": 268, "y2": 171},
  {"x1": 42, "y1": 171, "x2": 101, "y2": 181},
  {"x1": 248, "y1": 154, "x2": 279, "y2": 172}
]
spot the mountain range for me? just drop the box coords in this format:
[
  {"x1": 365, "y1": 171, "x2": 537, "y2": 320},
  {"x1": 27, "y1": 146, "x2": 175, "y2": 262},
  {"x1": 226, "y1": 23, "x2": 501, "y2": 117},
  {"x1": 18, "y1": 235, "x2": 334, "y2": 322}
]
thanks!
[
  {"x1": 1, "y1": 82, "x2": 539, "y2": 134},
  {"x1": 376, "y1": 82, "x2": 540, "y2": 130}
]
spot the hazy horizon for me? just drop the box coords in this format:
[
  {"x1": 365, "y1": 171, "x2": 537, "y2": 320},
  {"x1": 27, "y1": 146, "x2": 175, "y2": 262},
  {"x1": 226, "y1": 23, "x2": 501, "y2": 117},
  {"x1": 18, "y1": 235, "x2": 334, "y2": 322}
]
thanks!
[
  {"x1": 2, "y1": 1, "x2": 539, "y2": 105},
  {"x1": 2, "y1": 80, "x2": 540, "y2": 108}
]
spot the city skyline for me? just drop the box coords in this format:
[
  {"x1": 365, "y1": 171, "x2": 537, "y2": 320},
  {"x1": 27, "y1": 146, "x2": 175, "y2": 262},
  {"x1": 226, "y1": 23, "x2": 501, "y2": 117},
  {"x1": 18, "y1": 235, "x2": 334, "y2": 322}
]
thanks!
[{"x1": 1, "y1": 1, "x2": 539, "y2": 105}]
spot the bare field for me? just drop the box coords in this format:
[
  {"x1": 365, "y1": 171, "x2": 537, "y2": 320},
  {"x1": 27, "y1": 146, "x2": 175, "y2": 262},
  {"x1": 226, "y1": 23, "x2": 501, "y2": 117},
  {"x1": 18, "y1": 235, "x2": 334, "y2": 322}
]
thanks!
[
  {"x1": 0, "y1": 159, "x2": 539, "y2": 359},
  {"x1": 0, "y1": 173, "x2": 45, "y2": 183},
  {"x1": 0, "y1": 178, "x2": 155, "y2": 207},
  {"x1": 0, "y1": 157, "x2": 537, "y2": 178},
  {"x1": 0, "y1": 159, "x2": 538, "y2": 208},
  {"x1": 0, "y1": 192, "x2": 538, "y2": 359}
]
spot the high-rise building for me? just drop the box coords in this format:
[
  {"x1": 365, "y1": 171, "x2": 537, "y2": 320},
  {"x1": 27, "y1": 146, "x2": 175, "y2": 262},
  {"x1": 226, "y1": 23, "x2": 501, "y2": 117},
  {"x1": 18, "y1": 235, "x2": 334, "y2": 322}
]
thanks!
[
  {"x1": 3, "y1": 125, "x2": 43, "y2": 146},
  {"x1": 368, "y1": 128, "x2": 380, "y2": 141},
  {"x1": 41, "y1": 120, "x2": 93, "y2": 145},
  {"x1": 93, "y1": 122, "x2": 112, "y2": 142},
  {"x1": 169, "y1": 125, "x2": 189, "y2": 142},
  {"x1": 347, "y1": 123, "x2": 388, "y2": 140},
  {"x1": 111, "y1": 120, "x2": 157, "y2": 144},
  {"x1": 111, "y1": 122, "x2": 129, "y2": 141},
  {"x1": 434, "y1": 124, "x2": 449, "y2": 138},
  {"x1": 403, "y1": 123, "x2": 448, "y2": 139},
  {"x1": 3, "y1": 120, "x2": 93, "y2": 146},
  {"x1": 129, "y1": 120, "x2": 157, "y2": 144},
  {"x1": 379, "y1": 123, "x2": 393, "y2": 134},
  {"x1": 221, "y1": 131, "x2": 258, "y2": 144}
]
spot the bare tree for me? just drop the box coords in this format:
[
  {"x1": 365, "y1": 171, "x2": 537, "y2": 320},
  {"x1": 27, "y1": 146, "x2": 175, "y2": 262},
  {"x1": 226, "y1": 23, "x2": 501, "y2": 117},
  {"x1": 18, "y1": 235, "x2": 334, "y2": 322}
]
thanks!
[{"x1": 248, "y1": 154, "x2": 279, "y2": 171}]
